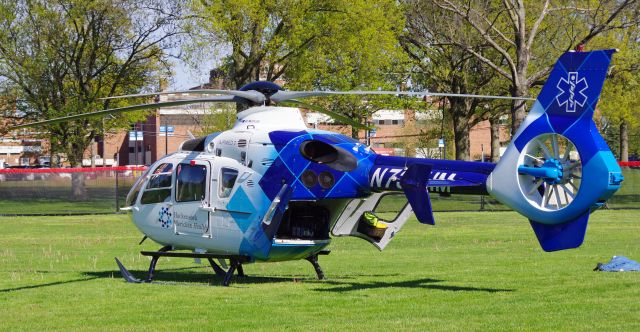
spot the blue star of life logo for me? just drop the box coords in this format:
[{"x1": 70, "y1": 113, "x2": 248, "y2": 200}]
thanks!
[
  {"x1": 158, "y1": 206, "x2": 173, "y2": 229},
  {"x1": 556, "y1": 72, "x2": 588, "y2": 113}
]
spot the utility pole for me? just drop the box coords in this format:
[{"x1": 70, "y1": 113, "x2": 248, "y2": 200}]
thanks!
[{"x1": 164, "y1": 116, "x2": 168, "y2": 155}]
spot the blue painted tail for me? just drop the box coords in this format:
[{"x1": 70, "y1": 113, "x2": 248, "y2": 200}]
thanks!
[{"x1": 488, "y1": 50, "x2": 623, "y2": 251}]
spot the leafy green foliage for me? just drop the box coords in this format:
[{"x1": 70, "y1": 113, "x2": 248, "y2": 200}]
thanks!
[
  {"x1": 0, "y1": 0, "x2": 180, "y2": 165},
  {"x1": 592, "y1": 28, "x2": 640, "y2": 158},
  {"x1": 188, "y1": 0, "x2": 408, "y2": 135}
]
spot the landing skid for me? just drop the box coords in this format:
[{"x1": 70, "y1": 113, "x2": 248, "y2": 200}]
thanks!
[
  {"x1": 115, "y1": 248, "x2": 331, "y2": 285},
  {"x1": 114, "y1": 247, "x2": 250, "y2": 286}
]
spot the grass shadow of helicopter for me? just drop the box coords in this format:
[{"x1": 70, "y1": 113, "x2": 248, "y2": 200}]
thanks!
[
  {"x1": 309, "y1": 278, "x2": 515, "y2": 293},
  {"x1": 1, "y1": 267, "x2": 514, "y2": 293},
  {"x1": 87, "y1": 266, "x2": 514, "y2": 293},
  {"x1": 84, "y1": 265, "x2": 316, "y2": 286},
  {"x1": 0, "y1": 277, "x2": 100, "y2": 293}
]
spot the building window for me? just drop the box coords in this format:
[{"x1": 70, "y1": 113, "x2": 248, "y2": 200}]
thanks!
[
  {"x1": 392, "y1": 120, "x2": 399, "y2": 125},
  {"x1": 219, "y1": 168, "x2": 238, "y2": 198},
  {"x1": 141, "y1": 163, "x2": 173, "y2": 204},
  {"x1": 175, "y1": 163, "x2": 207, "y2": 202}
]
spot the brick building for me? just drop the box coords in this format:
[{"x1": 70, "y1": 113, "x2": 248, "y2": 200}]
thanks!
[{"x1": 28, "y1": 104, "x2": 511, "y2": 167}]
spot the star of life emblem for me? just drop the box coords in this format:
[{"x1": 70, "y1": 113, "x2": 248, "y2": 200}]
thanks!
[
  {"x1": 158, "y1": 206, "x2": 173, "y2": 229},
  {"x1": 556, "y1": 72, "x2": 588, "y2": 113}
]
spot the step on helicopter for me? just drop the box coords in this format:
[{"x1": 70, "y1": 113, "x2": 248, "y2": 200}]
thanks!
[{"x1": 12, "y1": 49, "x2": 623, "y2": 286}]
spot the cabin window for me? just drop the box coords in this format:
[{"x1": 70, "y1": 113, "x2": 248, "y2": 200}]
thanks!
[
  {"x1": 176, "y1": 163, "x2": 207, "y2": 202},
  {"x1": 125, "y1": 167, "x2": 152, "y2": 206},
  {"x1": 140, "y1": 163, "x2": 173, "y2": 204},
  {"x1": 147, "y1": 163, "x2": 173, "y2": 189},
  {"x1": 219, "y1": 168, "x2": 238, "y2": 198}
]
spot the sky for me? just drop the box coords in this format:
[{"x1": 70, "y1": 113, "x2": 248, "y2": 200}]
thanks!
[{"x1": 169, "y1": 58, "x2": 212, "y2": 90}]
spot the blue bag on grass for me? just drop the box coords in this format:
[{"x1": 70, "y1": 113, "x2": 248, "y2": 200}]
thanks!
[{"x1": 594, "y1": 256, "x2": 640, "y2": 272}]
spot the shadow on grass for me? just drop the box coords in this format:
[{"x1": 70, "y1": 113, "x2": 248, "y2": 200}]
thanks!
[
  {"x1": 312, "y1": 278, "x2": 515, "y2": 293},
  {"x1": 84, "y1": 266, "x2": 309, "y2": 286},
  {"x1": 1, "y1": 265, "x2": 514, "y2": 292},
  {"x1": 0, "y1": 277, "x2": 99, "y2": 293}
]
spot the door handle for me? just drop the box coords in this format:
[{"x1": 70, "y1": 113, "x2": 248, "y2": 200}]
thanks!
[{"x1": 199, "y1": 206, "x2": 215, "y2": 212}]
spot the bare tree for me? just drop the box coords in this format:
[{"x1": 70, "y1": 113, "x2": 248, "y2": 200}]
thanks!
[
  {"x1": 402, "y1": 3, "x2": 501, "y2": 160},
  {"x1": 427, "y1": 0, "x2": 639, "y2": 135}
]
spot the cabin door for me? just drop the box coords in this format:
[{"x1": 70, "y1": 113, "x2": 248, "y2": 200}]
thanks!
[{"x1": 172, "y1": 160, "x2": 213, "y2": 238}]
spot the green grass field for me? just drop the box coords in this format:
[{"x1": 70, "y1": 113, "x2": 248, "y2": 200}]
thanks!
[{"x1": 1, "y1": 210, "x2": 640, "y2": 331}]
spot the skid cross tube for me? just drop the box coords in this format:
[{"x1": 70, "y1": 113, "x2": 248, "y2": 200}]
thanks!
[
  {"x1": 146, "y1": 245, "x2": 172, "y2": 282},
  {"x1": 305, "y1": 254, "x2": 324, "y2": 280},
  {"x1": 136, "y1": 249, "x2": 250, "y2": 286}
]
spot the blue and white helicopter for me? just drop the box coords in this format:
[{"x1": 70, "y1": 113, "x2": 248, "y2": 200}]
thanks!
[{"x1": 13, "y1": 49, "x2": 623, "y2": 286}]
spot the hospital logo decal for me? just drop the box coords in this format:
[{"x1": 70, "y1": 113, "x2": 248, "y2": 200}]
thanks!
[
  {"x1": 556, "y1": 72, "x2": 588, "y2": 113},
  {"x1": 158, "y1": 206, "x2": 173, "y2": 229}
]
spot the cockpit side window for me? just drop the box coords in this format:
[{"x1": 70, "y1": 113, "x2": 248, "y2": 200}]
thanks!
[
  {"x1": 219, "y1": 168, "x2": 238, "y2": 198},
  {"x1": 176, "y1": 163, "x2": 207, "y2": 202},
  {"x1": 140, "y1": 163, "x2": 173, "y2": 205},
  {"x1": 125, "y1": 167, "x2": 151, "y2": 206}
]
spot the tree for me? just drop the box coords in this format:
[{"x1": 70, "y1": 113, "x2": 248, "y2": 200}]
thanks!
[
  {"x1": 402, "y1": 3, "x2": 506, "y2": 160},
  {"x1": 189, "y1": 0, "x2": 408, "y2": 132},
  {"x1": 188, "y1": 0, "x2": 330, "y2": 89},
  {"x1": 284, "y1": 0, "x2": 409, "y2": 139},
  {"x1": 0, "y1": 0, "x2": 180, "y2": 199},
  {"x1": 424, "y1": 0, "x2": 639, "y2": 136},
  {"x1": 592, "y1": 28, "x2": 640, "y2": 162}
]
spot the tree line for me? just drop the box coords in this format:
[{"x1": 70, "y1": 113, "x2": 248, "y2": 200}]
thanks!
[{"x1": 1, "y1": 0, "x2": 638, "y2": 170}]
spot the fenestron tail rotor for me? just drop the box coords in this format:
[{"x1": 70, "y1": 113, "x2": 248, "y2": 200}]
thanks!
[{"x1": 517, "y1": 133, "x2": 582, "y2": 211}]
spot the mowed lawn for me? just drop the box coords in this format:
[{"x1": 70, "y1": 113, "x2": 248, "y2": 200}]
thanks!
[{"x1": 1, "y1": 210, "x2": 639, "y2": 331}]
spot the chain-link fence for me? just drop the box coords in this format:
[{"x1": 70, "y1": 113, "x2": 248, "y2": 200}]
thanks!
[
  {"x1": 0, "y1": 167, "x2": 145, "y2": 215},
  {"x1": 0, "y1": 165, "x2": 637, "y2": 215}
]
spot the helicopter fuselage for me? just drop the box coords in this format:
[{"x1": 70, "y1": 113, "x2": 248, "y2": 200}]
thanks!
[{"x1": 124, "y1": 106, "x2": 495, "y2": 263}]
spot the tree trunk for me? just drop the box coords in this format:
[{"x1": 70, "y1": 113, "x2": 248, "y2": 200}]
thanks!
[
  {"x1": 68, "y1": 149, "x2": 88, "y2": 201},
  {"x1": 90, "y1": 138, "x2": 96, "y2": 167},
  {"x1": 511, "y1": 82, "x2": 529, "y2": 137},
  {"x1": 489, "y1": 116, "x2": 501, "y2": 162},
  {"x1": 450, "y1": 99, "x2": 470, "y2": 161},
  {"x1": 620, "y1": 121, "x2": 629, "y2": 162},
  {"x1": 71, "y1": 172, "x2": 88, "y2": 201}
]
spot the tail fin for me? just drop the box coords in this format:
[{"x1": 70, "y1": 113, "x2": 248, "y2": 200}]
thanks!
[{"x1": 488, "y1": 49, "x2": 623, "y2": 251}]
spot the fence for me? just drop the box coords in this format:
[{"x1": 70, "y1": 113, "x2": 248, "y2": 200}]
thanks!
[
  {"x1": 0, "y1": 166, "x2": 146, "y2": 215},
  {"x1": 0, "y1": 164, "x2": 638, "y2": 215}
]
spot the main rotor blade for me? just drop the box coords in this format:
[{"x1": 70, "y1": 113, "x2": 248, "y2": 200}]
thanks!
[
  {"x1": 279, "y1": 100, "x2": 374, "y2": 131},
  {"x1": 270, "y1": 90, "x2": 534, "y2": 103},
  {"x1": 9, "y1": 96, "x2": 235, "y2": 130},
  {"x1": 101, "y1": 89, "x2": 266, "y2": 104}
]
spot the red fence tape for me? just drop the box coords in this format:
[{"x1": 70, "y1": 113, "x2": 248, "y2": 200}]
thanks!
[
  {"x1": 618, "y1": 161, "x2": 640, "y2": 167},
  {"x1": 0, "y1": 166, "x2": 148, "y2": 174}
]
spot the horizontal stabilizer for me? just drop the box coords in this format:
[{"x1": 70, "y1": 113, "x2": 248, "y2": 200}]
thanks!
[
  {"x1": 400, "y1": 163, "x2": 435, "y2": 225},
  {"x1": 529, "y1": 211, "x2": 590, "y2": 252}
]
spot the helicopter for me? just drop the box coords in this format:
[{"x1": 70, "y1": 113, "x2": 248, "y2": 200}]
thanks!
[{"x1": 10, "y1": 49, "x2": 623, "y2": 286}]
